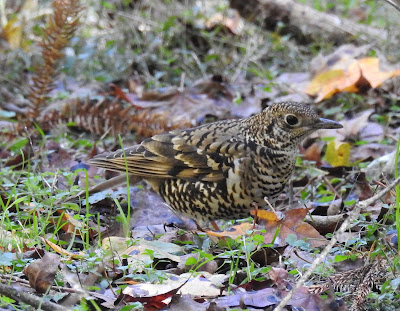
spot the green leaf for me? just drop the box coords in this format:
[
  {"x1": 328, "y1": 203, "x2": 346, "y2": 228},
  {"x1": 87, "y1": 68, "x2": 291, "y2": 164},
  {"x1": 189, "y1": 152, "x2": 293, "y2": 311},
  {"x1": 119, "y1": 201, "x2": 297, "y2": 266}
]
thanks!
[
  {"x1": 285, "y1": 234, "x2": 298, "y2": 246},
  {"x1": 185, "y1": 256, "x2": 197, "y2": 266},
  {"x1": 10, "y1": 138, "x2": 28, "y2": 151},
  {"x1": 334, "y1": 255, "x2": 348, "y2": 262},
  {"x1": 0, "y1": 295, "x2": 15, "y2": 304},
  {"x1": 318, "y1": 195, "x2": 335, "y2": 203},
  {"x1": 252, "y1": 234, "x2": 265, "y2": 243}
]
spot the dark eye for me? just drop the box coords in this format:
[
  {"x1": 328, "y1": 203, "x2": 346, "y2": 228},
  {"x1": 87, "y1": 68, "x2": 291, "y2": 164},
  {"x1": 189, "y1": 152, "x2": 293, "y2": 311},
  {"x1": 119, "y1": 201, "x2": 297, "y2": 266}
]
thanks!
[{"x1": 285, "y1": 114, "x2": 299, "y2": 126}]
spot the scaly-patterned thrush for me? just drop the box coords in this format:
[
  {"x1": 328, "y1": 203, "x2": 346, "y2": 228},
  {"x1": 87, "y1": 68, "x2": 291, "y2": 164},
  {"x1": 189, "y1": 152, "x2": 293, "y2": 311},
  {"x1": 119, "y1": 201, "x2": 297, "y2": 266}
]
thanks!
[{"x1": 88, "y1": 102, "x2": 342, "y2": 221}]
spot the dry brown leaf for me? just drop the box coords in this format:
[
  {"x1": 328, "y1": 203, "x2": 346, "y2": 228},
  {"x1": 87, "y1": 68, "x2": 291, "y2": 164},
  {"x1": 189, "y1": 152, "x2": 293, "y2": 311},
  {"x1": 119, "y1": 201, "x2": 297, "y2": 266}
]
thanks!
[
  {"x1": 41, "y1": 237, "x2": 85, "y2": 259},
  {"x1": 253, "y1": 208, "x2": 328, "y2": 247},
  {"x1": 306, "y1": 68, "x2": 360, "y2": 102},
  {"x1": 357, "y1": 57, "x2": 400, "y2": 88},
  {"x1": 306, "y1": 57, "x2": 400, "y2": 102},
  {"x1": 205, "y1": 11, "x2": 243, "y2": 35},
  {"x1": 206, "y1": 222, "x2": 253, "y2": 239},
  {"x1": 23, "y1": 252, "x2": 60, "y2": 293},
  {"x1": 301, "y1": 142, "x2": 323, "y2": 165}
]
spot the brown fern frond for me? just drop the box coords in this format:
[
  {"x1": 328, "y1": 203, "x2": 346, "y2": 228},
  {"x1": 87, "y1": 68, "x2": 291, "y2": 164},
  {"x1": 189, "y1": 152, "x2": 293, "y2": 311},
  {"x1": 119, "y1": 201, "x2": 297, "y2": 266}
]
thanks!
[
  {"x1": 308, "y1": 258, "x2": 391, "y2": 311},
  {"x1": 37, "y1": 97, "x2": 192, "y2": 139},
  {"x1": 350, "y1": 259, "x2": 389, "y2": 311},
  {"x1": 28, "y1": 0, "x2": 83, "y2": 120},
  {"x1": 128, "y1": 108, "x2": 192, "y2": 138}
]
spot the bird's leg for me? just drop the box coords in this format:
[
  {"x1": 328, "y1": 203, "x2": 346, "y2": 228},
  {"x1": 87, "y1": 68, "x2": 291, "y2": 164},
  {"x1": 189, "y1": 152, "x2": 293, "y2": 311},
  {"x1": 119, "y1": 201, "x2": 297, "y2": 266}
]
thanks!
[
  {"x1": 194, "y1": 220, "x2": 221, "y2": 234},
  {"x1": 194, "y1": 220, "x2": 206, "y2": 232},
  {"x1": 210, "y1": 221, "x2": 221, "y2": 232},
  {"x1": 251, "y1": 202, "x2": 259, "y2": 229}
]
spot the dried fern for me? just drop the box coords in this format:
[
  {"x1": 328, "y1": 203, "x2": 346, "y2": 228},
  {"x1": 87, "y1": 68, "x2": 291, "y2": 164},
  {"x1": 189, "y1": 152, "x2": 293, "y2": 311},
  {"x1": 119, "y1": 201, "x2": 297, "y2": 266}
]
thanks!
[
  {"x1": 38, "y1": 97, "x2": 192, "y2": 139},
  {"x1": 308, "y1": 258, "x2": 391, "y2": 311},
  {"x1": 28, "y1": 0, "x2": 82, "y2": 119}
]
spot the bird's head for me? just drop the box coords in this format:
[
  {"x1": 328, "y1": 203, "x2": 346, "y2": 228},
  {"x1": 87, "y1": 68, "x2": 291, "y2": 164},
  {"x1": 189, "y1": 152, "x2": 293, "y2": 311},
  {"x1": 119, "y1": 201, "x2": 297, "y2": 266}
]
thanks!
[{"x1": 246, "y1": 102, "x2": 343, "y2": 150}]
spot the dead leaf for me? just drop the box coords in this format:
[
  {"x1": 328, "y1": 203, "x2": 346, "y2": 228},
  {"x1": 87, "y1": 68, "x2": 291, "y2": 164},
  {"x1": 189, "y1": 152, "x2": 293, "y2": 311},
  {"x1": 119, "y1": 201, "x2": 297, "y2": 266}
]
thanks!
[
  {"x1": 253, "y1": 208, "x2": 328, "y2": 247},
  {"x1": 306, "y1": 57, "x2": 400, "y2": 102},
  {"x1": 102, "y1": 237, "x2": 183, "y2": 272},
  {"x1": 310, "y1": 44, "x2": 370, "y2": 76},
  {"x1": 205, "y1": 11, "x2": 243, "y2": 35},
  {"x1": 306, "y1": 68, "x2": 360, "y2": 102},
  {"x1": 269, "y1": 267, "x2": 290, "y2": 290},
  {"x1": 23, "y1": 252, "x2": 60, "y2": 293},
  {"x1": 169, "y1": 294, "x2": 210, "y2": 311},
  {"x1": 206, "y1": 222, "x2": 253, "y2": 239},
  {"x1": 325, "y1": 141, "x2": 351, "y2": 167},
  {"x1": 123, "y1": 272, "x2": 227, "y2": 300},
  {"x1": 301, "y1": 142, "x2": 323, "y2": 165},
  {"x1": 1, "y1": 17, "x2": 24, "y2": 49},
  {"x1": 215, "y1": 286, "x2": 330, "y2": 310},
  {"x1": 41, "y1": 237, "x2": 85, "y2": 259},
  {"x1": 357, "y1": 57, "x2": 400, "y2": 88}
]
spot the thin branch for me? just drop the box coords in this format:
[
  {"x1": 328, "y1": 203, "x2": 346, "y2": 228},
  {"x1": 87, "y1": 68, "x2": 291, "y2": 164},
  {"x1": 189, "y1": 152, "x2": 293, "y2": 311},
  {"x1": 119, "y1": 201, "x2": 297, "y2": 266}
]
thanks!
[
  {"x1": 0, "y1": 283, "x2": 70, "y2": 311},
  {"x1": 381, "y1": 0, "x2": 400, "y2": 12}
]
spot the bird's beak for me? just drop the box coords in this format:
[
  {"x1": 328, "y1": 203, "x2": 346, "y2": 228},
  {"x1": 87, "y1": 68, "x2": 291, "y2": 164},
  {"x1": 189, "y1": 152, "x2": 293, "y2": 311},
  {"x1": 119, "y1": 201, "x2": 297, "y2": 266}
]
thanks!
[{"x1": 313, "y1": 117, "x2": 343, "y2": 129}]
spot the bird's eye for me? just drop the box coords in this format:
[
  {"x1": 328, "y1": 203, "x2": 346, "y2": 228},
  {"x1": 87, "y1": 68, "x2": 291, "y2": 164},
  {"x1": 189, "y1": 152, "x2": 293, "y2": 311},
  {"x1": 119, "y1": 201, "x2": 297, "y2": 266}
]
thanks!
[{"x1": 285, "y1": 114, "x2": 299, "y2": 126}]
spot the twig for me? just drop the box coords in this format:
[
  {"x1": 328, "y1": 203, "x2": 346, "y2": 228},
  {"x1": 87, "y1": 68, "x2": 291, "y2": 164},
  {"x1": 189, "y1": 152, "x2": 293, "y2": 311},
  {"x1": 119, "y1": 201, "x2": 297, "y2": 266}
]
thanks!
[
  {"x1": 0, "y1": 274, "x2": 86, "y2": 294},
  {"x1": 0, "y1": 283, "x2": 70, "y2": 311},
  {"x1": 274, "y1": 176, "x2": 400, "y2": 310},
  {"x1": 381, "y1": 0, "x2": 400, "y2": 12}
]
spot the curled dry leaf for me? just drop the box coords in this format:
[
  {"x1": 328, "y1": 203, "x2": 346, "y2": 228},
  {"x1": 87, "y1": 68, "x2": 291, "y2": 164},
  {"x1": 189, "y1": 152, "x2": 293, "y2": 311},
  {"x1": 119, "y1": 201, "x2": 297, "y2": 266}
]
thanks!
[
  {"x1": 23, "y1": 252, "x2": 60, "y2": 293},
  {"x1": 301, "y1": 142, "x2": 323, "y2": 165},
  {"x1": 206, "y1": 222, "x2": 253, "y2": 239},
  {"x1": 41, "y1": 237, "x2": 85, "y2": 259}
]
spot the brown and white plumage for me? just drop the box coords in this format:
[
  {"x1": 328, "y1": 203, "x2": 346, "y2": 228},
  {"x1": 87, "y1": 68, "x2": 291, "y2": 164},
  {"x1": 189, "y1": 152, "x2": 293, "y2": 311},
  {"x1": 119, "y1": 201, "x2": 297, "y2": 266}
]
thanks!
[{"x1": 88, "y1": 102, "x2": 342, "y2": 221}]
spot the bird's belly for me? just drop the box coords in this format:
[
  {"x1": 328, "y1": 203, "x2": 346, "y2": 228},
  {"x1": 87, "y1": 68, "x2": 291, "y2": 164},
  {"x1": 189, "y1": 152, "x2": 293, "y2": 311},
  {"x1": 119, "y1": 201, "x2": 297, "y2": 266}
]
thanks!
[
  {"x1": 152, "y1": 170, "x2": 284, "y2": 221},
  {"x1": 154, "y1": 178, "x2": 257, "y2": 221}
]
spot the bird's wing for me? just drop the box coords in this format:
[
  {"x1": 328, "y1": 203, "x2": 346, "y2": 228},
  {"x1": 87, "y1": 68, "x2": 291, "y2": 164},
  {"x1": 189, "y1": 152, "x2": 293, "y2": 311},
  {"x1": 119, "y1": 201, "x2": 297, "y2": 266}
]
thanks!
[{"x1": 89, "y1": 122, "x2": 249, "y2": 182}]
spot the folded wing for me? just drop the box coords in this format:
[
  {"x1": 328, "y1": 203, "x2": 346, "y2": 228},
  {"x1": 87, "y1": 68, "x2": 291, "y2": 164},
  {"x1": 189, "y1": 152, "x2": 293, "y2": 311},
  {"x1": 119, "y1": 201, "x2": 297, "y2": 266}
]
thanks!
[{"x1": 88, "y1": 122, "x2": 249, "y2": 183}]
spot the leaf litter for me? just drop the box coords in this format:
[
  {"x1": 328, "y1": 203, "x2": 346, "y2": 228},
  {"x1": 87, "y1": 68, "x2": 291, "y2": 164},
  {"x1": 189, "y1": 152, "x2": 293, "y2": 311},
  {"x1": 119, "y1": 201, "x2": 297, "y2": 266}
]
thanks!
[{"x1": 1, "y1": 1, "x2": 400, "y2": 310}]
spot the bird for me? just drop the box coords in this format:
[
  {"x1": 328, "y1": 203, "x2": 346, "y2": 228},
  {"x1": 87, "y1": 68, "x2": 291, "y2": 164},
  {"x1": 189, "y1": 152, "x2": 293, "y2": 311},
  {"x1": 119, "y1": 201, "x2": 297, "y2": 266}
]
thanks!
[{"x1": 87, "y1": 102, "x2": 342, "y2": 222}]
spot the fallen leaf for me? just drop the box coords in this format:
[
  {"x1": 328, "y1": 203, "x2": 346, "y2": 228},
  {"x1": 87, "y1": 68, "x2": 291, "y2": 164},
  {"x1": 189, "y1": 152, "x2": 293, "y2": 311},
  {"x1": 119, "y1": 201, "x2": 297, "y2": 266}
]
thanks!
[
  {"x1": 253, "y1": 208, "x2": 327, "y2": 247},
  {"x1": 205, "y1": 11, "x2": 243, "y2": 35},
  {"x1": 41, "y1": 237, "x2": 85, "y2": 259},
  {"x1": 306, "y1": 68, "x2": 360, "y2": 102},
  {"x1": 357, "y1": 57, "x2": 400, "y2": 88},
  {"x1": 123, "y1": 272, "x2": 227, "y2": 300},
  {"x1": 325, "y1": 141, "x2": 351, "y2": 167},
  {"x1": 168, "y1": 294, "x2": 210, "y2": 311},
  {"x1": 23, "y1": 252, "x2": 60, "y2": 293},
  {"x1": 301, "y1": 142, "x2": 323, "y2": 165},
  {"x1": 306, "y1": 57, "x2": 400, "y2": 102},
  {"x1": 215, "y1": 286, "x2": 329, "y2": 310},
  {"x1": 102, "y1": 237, "x2": 183, "y2": 272},
  {"x1": 206, "y1": 222, "x2": 253, "y2": 239}
]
